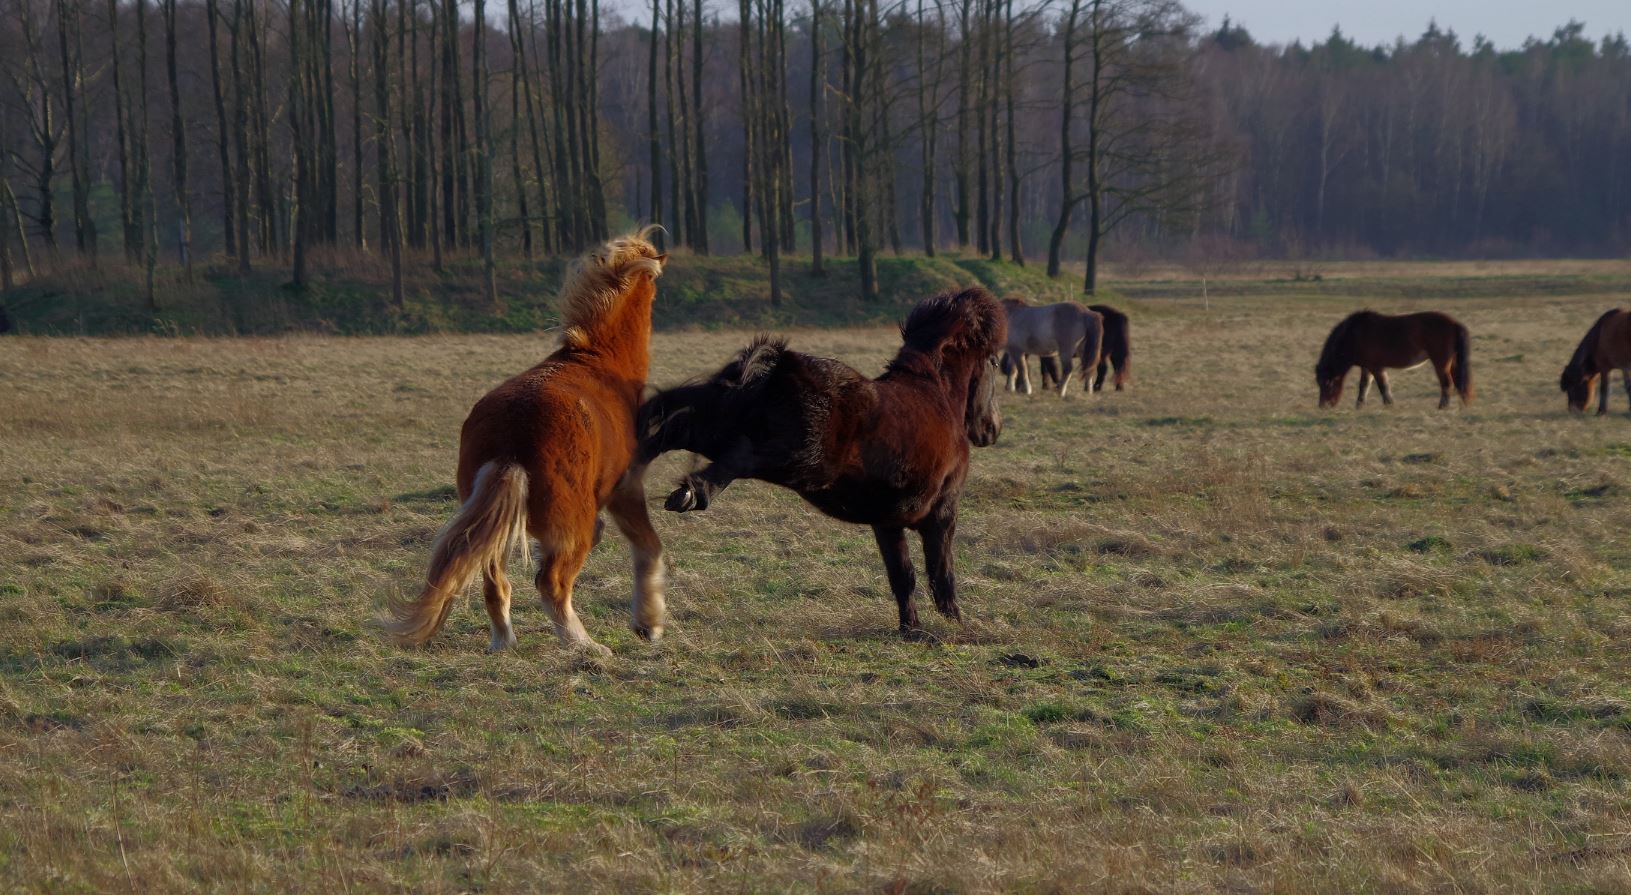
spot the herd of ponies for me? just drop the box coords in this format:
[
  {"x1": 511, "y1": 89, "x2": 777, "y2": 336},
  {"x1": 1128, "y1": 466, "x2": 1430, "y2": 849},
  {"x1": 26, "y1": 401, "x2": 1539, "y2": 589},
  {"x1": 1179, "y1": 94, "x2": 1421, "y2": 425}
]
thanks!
[{"x1": 383, "y1": 228, "x2": 1630, "y2": 654}]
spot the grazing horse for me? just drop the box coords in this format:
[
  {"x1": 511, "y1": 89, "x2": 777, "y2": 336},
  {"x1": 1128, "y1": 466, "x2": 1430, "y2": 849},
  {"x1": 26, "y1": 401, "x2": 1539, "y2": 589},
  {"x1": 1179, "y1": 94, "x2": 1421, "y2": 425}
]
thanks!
[
  {"x1": 1316, "y1": 310, "x2": 1472, "y2": 409},
  {"x1": 1038, "y1": 303, "x2": 1132, "y2": 393},
  {"x1": 999, "y1": 298, "x2": 1103, "y2": 397},
  {"x1": 385, "y1": 228, "x2": 669, "y2": 655},
  {"x1": 1560, "y1": 308, "x2": 1631, "y2": 414},
  {"x1": 638, "y1": 288, "x2": 1006, "y2": 637},
  {"x1": 1088, "y1": 304, "x2": 1131, "y2": 391}
]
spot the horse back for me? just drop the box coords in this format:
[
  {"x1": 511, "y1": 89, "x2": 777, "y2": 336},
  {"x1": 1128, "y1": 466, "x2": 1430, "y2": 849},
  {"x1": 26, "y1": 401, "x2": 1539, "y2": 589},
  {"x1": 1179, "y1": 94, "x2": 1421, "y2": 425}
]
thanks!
[
  {"x1": 1593, "y1": 309, "x2": 1631, "y2": 370},
  {"x1": 458, "y1": 352, "x2": 643, "y2": 504}
]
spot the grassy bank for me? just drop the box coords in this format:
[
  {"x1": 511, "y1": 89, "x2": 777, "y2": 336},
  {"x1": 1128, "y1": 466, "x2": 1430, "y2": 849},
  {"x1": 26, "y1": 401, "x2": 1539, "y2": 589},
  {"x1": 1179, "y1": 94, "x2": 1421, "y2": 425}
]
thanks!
[{"x1": 5, "y1": 250, "x2": 1630, "y2": 335}]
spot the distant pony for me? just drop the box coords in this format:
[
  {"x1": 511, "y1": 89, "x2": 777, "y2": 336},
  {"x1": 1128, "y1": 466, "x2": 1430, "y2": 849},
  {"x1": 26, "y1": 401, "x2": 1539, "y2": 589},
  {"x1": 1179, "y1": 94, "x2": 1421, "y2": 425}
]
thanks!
[
  {"x1": 999, "y1": 298, "x2": 1103, "y2": 397},
  {"x1": 1560, "y1": 308, "x2": 1631, "y2": 414},
  {"x1": 1316, "y1": 310, "x2": 1472, "y2": 409},
  {"x1": 1037, "y1": 303, "x2": 1132, "y2": 393},
  {"x1": 385, "y1": 228, "x2": 668, "y2": 655},
  {"x1": 1088, "y1": 304, "x2": 1131, "y2": 391},
  {"x1": 638, "y1": 288, "x2": 1006, "y2": 638}
]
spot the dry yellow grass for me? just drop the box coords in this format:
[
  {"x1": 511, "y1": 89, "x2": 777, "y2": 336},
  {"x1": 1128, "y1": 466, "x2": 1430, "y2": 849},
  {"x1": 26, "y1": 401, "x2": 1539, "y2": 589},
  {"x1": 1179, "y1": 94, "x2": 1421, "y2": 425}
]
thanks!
[{"x1": 3, "y1": 285, "x2": 1631, "y2": 892}]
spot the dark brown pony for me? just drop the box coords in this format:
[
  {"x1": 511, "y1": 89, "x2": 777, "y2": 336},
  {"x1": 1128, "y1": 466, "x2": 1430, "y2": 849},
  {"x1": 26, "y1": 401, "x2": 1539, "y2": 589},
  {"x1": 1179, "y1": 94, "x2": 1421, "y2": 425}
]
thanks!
[
  {"x1": 385, "y1": 229, "x2": 668, "y2": 655},
  {"x1": 1039, "y1": 303, "x2": 1132, "y2": 392},
  {"x1": 638, "y1": 287, "x2": 1007, "y2": 637},
  {"x1": 1560, "y1": 308, "x2": 1631, "y2": 414},
  {"x1": 1316, "y1": 310, "x2": 1472, "y2": 409},
  {"x1": 1088, "y1": 304, "x2": 1131, "y2": 391}
]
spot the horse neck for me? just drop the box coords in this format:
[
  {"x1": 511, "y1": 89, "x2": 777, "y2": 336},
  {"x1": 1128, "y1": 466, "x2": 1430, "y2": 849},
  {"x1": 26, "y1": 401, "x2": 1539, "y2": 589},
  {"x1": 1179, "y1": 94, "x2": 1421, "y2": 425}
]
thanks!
[
  {"x1": 889, "y1": 345, "x2": 977, "y2": 405},
  {"x1": 575, "y1": 277, "x2": 656, "y2": 382}
]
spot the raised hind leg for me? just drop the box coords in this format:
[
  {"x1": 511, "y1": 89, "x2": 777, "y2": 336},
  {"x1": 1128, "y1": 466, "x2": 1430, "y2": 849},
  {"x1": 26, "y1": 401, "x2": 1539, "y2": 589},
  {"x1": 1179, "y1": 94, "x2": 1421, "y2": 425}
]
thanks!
[
  {"x1": 872, "y1": 525, "x2": 922, "y2": 637},
  {"x1": 483, "y1": 569, "x2": 516, "y2": 652},
  {"x1": 608, "y1": 465, "x2": 667, "y2": 642},
  {"x1": 918, "y1": 512, "x2": 962, "y2": 623},
  {"x1": 534, "y1": 534, "x2": 608, "y2": 656},
  {"x1": 1375, "y1": 370, "x2": 1394, "y2": 405}
]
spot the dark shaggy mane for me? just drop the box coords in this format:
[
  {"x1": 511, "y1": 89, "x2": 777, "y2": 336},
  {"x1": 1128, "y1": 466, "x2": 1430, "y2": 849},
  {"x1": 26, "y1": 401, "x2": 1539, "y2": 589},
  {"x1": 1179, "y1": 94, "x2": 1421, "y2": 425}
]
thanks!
[
  {"x1": 896, "y1": 287, "x2": 1006, "y2": 363},
  {"x1": 1316, "y1": 310, "x2": 1371, "y2": 377},
  {"x1": 1563, "y1": 308, "x2": 1621, "y2": 384}
]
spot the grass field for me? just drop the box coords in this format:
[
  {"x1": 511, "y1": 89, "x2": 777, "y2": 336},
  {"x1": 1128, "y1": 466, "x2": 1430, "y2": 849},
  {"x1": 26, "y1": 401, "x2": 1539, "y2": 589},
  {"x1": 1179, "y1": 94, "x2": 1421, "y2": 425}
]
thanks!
[{"x1": 3, "y1": 282, "x2": 1631, "y2": 891}]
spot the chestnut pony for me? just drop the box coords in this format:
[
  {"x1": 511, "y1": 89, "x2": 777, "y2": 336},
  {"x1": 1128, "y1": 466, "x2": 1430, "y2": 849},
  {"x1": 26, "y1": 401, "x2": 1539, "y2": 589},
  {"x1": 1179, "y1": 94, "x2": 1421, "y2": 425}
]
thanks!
[
  {"x1": 1560, "y1": 308, "x2": 1631, "y2": 414},
  {"x1": 1316, "y1": 310, "x2": 1472, "y2": 409},
  {"x1": 386, "y1": 228, "x2": 668, "y2": 655},
  {"x1": 638, "y1": 287, "x2": 1006, "y2": 637}
]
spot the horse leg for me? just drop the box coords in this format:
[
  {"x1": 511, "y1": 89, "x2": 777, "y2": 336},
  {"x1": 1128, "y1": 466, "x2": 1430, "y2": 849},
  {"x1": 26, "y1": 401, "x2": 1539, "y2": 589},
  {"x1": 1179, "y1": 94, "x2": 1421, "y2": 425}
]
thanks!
[
  {"x1": 1434, "y1": 362, "x2": 1453, "y2": 410},
  {"x1": 919, "y1": 514, "x2": 962, "y2": 622},
  {"x1": 608, "y1": 466, "x2": 667, "y2": 642},
  {"x1": 872, "y1": 524, "x2": 922, "y2": 637},
  {"x1": 1017, "y1": 354, "x2": 1033, "y2": 396},
  {"x1": 1622, "y1": 370, "x2": 1631, "y2": 414},
  {"x1": 1001, "y1": 352, "x2": 1018, "y2": 392},
  {"x1": 1602, "y1": 372, "x2": 1613, "y2": 416},
  {"x1": 1376, "y1": 370, "x2": 1394, "y2": 405},
  {"x1": 1057, "y1": 356, "x2": 1074, "y2": 398},
  {"x1": 1355, "y1": 369, "x2": 1371, "y2": 407},
  {"x1": 534, "y1": 538, "x2": 609, "y2": 656},
  {"x1": 1094, "y1": 356, "x2": 1109, "y2": 393},
  {"x1": 483, "y1": 569, "x2": 517, "y2": 652}
]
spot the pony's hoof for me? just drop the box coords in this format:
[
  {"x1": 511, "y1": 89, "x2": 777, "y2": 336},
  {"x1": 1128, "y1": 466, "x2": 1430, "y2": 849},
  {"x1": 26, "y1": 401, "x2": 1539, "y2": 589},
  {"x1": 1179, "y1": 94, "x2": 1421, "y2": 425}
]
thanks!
[
  {"x1": 631, "y1": 621, "x2": 665, "y2": 642},
  {"x1": 900, "y1": 626, "x2": 941, "y2": 644},
  {"x1": 934, "y1": 601, "x2": 963, "y2": 622},
  {"x1": 665, "y1": 484, "x2": 701, "y2": 512},
  {"x1": 488, "y1": 631, "x2": 517, "y2": 653},
  {"x1": 574, "y1": 639, "x2": 613, "y2": 658}
]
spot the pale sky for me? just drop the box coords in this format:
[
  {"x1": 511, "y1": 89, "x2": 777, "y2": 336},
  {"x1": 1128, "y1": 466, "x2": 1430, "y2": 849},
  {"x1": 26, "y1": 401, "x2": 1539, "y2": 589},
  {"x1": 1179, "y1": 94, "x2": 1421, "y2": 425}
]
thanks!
[{"x1": 1180, "y1": 0, "x2": 1631, "y2": 50}]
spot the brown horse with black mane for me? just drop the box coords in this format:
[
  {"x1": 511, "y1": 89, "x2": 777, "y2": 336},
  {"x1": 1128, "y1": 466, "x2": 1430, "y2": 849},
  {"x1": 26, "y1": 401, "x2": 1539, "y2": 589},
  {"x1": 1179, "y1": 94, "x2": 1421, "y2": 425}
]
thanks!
[
  {"x1": 1316, "y1": 310, "x2": 1472, "y2": 409},
  {"x1": 385, "y1": 228, "x2": 668, "y2": 656},
  {"x1": 1560, "y1": 308, "x2": 1631, "y2": 414},
  {"x1": 638, "y1": 287, "x2": 1006, "y2": 638}
]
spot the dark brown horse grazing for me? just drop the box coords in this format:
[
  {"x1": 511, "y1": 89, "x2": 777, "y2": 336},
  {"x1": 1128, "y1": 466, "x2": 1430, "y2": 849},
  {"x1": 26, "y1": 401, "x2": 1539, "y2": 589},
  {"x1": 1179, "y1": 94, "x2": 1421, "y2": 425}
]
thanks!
[
  {"x1": 1038, "y1": 303, "x2": 1132, "y2": 392},
  {"x1": 1316, "y1": 310, "x2": 1472, "y2": 409},
  {"x1": 1561, "y1": 308, "x2": 1631, "y2": 414},
  {"x1": 1088, "y1": 304, "x2": 1131, "y2": 391},
  {"x1": 385, "y1": 228, "x2": 668, "y2": 656},
  {"x1": 638, "y1": 287, "x2": 1007, "y2": 637}
]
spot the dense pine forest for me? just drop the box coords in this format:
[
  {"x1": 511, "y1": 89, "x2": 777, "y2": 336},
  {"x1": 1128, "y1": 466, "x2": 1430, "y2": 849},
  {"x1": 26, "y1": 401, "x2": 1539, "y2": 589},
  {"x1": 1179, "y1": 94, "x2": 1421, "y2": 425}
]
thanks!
[{"x1": 0, "y1": 0, "x2": 1627, "y2": 309}]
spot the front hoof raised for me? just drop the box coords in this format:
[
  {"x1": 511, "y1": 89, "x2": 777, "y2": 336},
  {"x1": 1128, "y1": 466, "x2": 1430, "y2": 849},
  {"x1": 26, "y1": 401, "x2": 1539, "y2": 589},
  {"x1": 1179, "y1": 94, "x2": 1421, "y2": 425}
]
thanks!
[{"x1": 665, "y1": 483, "x2": 698, "y2": 512}]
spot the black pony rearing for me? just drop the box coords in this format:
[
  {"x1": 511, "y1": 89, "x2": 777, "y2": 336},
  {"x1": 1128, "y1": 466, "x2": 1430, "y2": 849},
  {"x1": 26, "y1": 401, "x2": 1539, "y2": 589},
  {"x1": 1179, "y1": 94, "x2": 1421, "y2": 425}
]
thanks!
[{"x1": 638, "y1": 287, "x2": 1007, "y2": 637}]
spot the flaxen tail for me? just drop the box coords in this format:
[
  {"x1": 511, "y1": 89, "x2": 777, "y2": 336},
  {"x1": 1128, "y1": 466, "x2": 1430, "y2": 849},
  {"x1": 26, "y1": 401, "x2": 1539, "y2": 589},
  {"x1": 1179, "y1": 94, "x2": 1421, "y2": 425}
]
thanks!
[
  {"x1": 385, "y1": 462, "x2": 529, "y2": 645},
  {"x1": 1453, "y1": 324, "x2": 1473, "y2": 404}
]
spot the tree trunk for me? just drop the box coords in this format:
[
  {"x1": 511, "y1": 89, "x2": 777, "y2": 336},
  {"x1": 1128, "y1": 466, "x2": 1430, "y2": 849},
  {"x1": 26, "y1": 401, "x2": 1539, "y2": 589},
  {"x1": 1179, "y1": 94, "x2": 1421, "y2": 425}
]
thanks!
[
  {"x1": 207, "y1": 0, "x2": 239, "y2": 258},
  {"x1": 231, "y1": 0, "x2": 252, "y2": 272},
  {"x1": 474, "y1": 0, "x2": 497, "y2": 304},
  {"x1": 1004, "y1": 0, "x2": 1020, "y2": 264},
  {"x1": 290, "y1": 0, "x2": 310, "y2": 287},
  {"x1": 689, "y1": 0, "x2": 708, "y2": 253},
  {"x1": 807, "y1": 0, "x2": 824, "y2": 274},
  {"x1": 372, "y1": 0, "x2": 404, "y2": 306},
  {"x1": 56, "y1": 0, "x2": 95, "y2": 258},
  {"x1": 136, "y1": 0, "x2": 157, "y2": 309},
  {"x1": 1045, "y1": 0, "x2": 1079, "y2": 277},
  {"x1": 645, "y1": 0, "x2": 663, "y2": 247},
  {"x1": 163, "y1": 0, "x2": 193, "y2": 276},
  {"x1": 108, "y1": 0, "x2": 138, "y2": 261}
]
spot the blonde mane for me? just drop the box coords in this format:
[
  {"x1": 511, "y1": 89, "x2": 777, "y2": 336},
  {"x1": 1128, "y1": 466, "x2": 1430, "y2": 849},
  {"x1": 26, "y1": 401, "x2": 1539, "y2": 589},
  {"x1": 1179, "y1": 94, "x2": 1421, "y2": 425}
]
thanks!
[{"x1": 559, "y1": 225, "x2": 666, "y2": 347}]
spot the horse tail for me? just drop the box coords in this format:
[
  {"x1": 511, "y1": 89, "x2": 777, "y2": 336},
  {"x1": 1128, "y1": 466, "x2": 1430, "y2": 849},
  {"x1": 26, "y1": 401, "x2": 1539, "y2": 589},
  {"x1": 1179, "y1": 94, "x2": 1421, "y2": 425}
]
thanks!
[
  {"x1": 1452, "y1": 323, "x2": 1473, "y2": 404},
  {"x1": 1080, "y1": 310, "x2": 1105, "y2": 388},
  {"x1": 385, "y1": 461, "x2": 530, "y2": 645}
]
